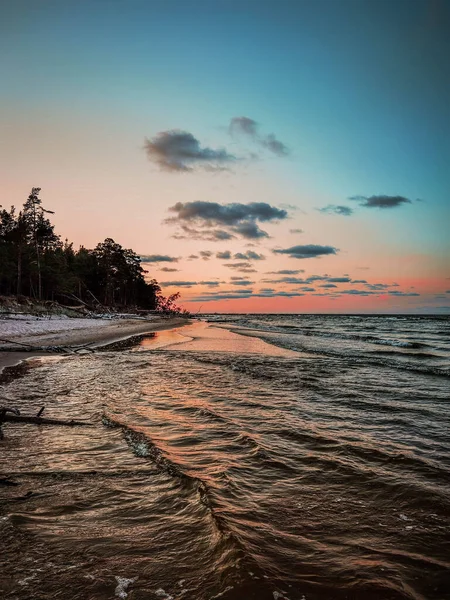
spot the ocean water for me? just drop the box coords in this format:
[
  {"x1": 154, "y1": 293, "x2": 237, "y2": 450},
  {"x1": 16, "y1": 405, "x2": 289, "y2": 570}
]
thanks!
[{"x1": 1, "y1": 315, "x2": 449, "y2": 600}]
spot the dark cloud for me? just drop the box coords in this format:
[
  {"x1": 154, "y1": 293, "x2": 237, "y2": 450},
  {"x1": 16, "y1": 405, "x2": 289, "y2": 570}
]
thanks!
[
  {"x1": 199, "y1": 281, "x2": 222, "y2": 287},
  {"x1": 191, "y1": 289, "x2": 304, "y2": 302},
  {"x1": 168, "y1": 201, "x2": 287, "y2": 225},
  {"x1": 289, "y1": 228, "x2": 304, "y2": 234},
  {"x1": 230, "y1": 279, "x2": 254, "y2": 286},
  {"x1": 216, "y1": 251, "x2": 232, "y2": 259},
  {"x1": 140, "y1": 254, "x2": 179, "y2": 263},
  {"x1": 352, "y1": 279, "x2": 368, "y2": 284},
  {"x1": 318, "y1": 205, "x2": 353, "y2": 216},
  {"x1": 160, "y1": 281, "x2": 196, "y2": 288},
  {"x1": 273, "y1": 245, "x2": 338, "y2": 259},
  {"x1": 263, "y1": 276, "x2": 306, "y2": 284},
  {"x1": 260, "y1": 134, "x2": 289, "y2": 157},
  {"x1": 229, "y1": 116, "x2": 259, "y2": 137},
  {"x1": 349, "y1": 195, "x2": 413, "y2": 209},
  {"x1": 233, "y1": 251, "x2": 265, "y2": 260},
  {"x1": 300, "y1": 287, "x2": 315, "y2": 292},
  {"x1": 145, "y1": 130, "x2": 235, "y2": 172},
  {"x1": 320, "y1": 283, "x2": 338, "y2": 288},
  {"x1": 340, "y1": 289, "x2": 376, "y2": 296},
  {"x1": 200, "y1": 251, "x2": 213, "y2": 261},
  {"x1": 159, "y1": 267, "x2": 179, "y2": 272},
  {"x1": 267, "y1": 269, "x2": 305, "y2": 275},
  {"x1": 387, "y1": 291, "x2": 420, "y2": 296},
  {"x1": 229, "y1": 117, "x2": 289, "y2": 157},
  {"x1": 188, "y1": 254, "x2": 199, "y2": 260},
  {"x1": 223, "y1": 262, "x2": 257, "y2": 273},
  {"x1": 172, "y1": 225, "x2": 235, "y2": 241},
  {"x1": 231, "y1": 222, "x2": 269, "y2": 239},
  {"x1": 166, "y1": 200, "x2": 287, "y2": 241},
  {"x1": 327, "y1": 277, "x2": 351, "y2": 283}
]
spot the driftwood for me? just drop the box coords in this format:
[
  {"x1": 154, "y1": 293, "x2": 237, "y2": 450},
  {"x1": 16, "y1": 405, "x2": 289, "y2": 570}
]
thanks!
[
  {"x1": 2, "y1": 414, "x2": 89, "y2": 426},
  {"x1": 0, "y1": 405, "x2": 91, "y2": 439}
]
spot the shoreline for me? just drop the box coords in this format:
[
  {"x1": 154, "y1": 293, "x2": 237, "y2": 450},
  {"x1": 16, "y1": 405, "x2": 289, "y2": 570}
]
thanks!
[{"x1": 0, "y1": 316, "x2": 192, "y2": 374}]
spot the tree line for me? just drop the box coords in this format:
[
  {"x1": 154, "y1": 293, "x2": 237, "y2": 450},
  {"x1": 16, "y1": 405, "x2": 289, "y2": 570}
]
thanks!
[{"x1": 0, "y1": 188, "x2": 183, "y2": 313}]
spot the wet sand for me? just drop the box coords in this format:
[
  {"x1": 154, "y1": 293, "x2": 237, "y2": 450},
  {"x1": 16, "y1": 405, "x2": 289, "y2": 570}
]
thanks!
[{"x1": 0, "y1": 317, "x2": 190, "y2": 373}]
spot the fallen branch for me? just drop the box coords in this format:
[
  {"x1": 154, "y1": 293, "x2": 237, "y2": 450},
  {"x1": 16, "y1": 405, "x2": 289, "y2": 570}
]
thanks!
[{"x1": 2, "y1": 414, "x2": 90, "y2": 426}]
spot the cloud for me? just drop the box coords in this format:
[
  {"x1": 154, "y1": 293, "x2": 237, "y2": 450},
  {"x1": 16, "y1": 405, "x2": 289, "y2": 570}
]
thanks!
[
  {"x1": 267, "y1": 269, "x2": 305, "y2": 275},
  {"x1": 318, "y1": 205, "x2": 353, "y2": 216},
  {"x1": 140, "y1": 254, "x2": 179, "y2": 263},
  {"x1": 233, "y1": 250, "x2": 265, "y2": 260},
  {"x1": 230, "y1": 279, "x2": 254, "y2": 286},
  {"x1": 168, "y1": 200, "x2": 287, "y2": 225},
  {"x1": 166, "y1": 200, "x2": 287, "y2": 241},
  {"x1": 223, "y1": 262, "x2": 257, "y2": 273},
  {"x1": 145, "y1": 130, "x2": 235, "y2": 172},
  {"x1": 387, "y1": 291, "x2": 420, "y2": 296},
  {"x1": 216, "y1": 251, "x2": 232, "y2": 259},
  {"x1": 200, "y1": 251, "x2": 213, "y2": 260},
  {"x1": 340, "y1": 289, "x2": 376, "y2": 296},
  {"x1": 231, "y1": 222, "x2": 269, "y2": 239},
  {"x1": 263, "y1": 276, "x2": 306, "y2": 284},
  {"x1": 173, "y1": 225, "x2": 235, "y2": 241},
  {"x1": 260, "y1": 134, "x2": 289, "y2": 157},
  {"x1": 349, "y1": 195, "x2": 413, "y2": 209},
  {"x1": 160, "y1": 280, "x2": 197, "y2": 288},
  {"x1": 327, "y1": 277, "x2": 351, "y2": 283},
  {"x1": 229, "y1": 116, "x2": 259, "y2": 137},
  {"x1": 273, "y1": 245, "x2": 338, "y2": 259},
  {"x1": 191, "y1": 289, "x2": 304, "y2": 302},
  {"x1": 199, "y1": 280, "x2": 222, "y2": 287},
  {"x1": 289, "y1": 228, "x2": 304, "y2": 234},
  {"x1": 229, "y1": 117, "x2": 289, "y2": 157},
  {"x1": 320, "y1": 283, "x2": 338, "y2": 288},
  {"x1": 159, "y1": 267, "x2": 179, "y2": 272}
]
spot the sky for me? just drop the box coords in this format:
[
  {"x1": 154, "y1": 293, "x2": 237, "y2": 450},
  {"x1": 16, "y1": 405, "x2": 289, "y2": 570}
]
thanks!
[{"x1": 1, "y1": 0, "x2": 449, "y2": 313}]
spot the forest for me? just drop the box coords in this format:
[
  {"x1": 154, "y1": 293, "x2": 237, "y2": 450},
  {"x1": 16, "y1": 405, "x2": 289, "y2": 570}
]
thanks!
[{"x1": 0, "y1": 188, "x2": 181, "y2": 313}]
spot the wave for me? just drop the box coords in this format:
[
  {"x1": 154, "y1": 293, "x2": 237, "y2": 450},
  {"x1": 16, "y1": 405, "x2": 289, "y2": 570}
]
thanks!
[{"x1": 227, "y1": 330, "x2": 450, "y2": 378}]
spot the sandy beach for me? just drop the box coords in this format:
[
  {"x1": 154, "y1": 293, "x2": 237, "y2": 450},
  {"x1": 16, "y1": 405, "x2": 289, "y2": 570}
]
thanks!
[{"x1": 0, "y1": 315, "x2": 191, "y2": 372}]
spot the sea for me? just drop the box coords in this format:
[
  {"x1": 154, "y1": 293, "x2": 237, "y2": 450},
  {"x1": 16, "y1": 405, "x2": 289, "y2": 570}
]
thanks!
[{"x1": 1, "y1": 314, "x2": 449, "y2": 600}]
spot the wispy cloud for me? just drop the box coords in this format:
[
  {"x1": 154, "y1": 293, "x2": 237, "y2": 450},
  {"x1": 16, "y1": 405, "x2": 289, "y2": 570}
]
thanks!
[
  {"x1": 273, "y1": 245, "x2": 338, "y2": 259},
  {"x1": 160, "y1": 280, "x2": 196, "y2": 288},
  {"x1": 267, "y1": 269, "x2": 305, "y2": 275},
  {"x1": 230, "y1": 279, "x2": 254, "y2": 286},
  {"x1": 159, "y1": 267, "x2": 179, "y2": 272},
  {"x1": 223, "y1": 262, "x2": 258, "y2": 273},
  {"x1": 318, "y1": 205, "x2": 353, "y2": 216},
  {"x1": 145, "y1": 130, "x2": 236, "y2": 172},
  {"x1": 289, "y1": 228, "x2": 304, "y2": 234},
  {"x1": 229, "y1": 117, "x2": 289, "y2": 156},
  {"x1": 216, "y1": 251, "x2": 232, "y2": 259},
  {"x1": 200, "y1": 251, "x2": 213, "y2": 260}
]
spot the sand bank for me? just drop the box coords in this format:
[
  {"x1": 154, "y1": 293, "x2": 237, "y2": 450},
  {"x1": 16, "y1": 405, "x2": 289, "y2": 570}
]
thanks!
[{"x1": 0, "y1": 316, "x2": 191, "y2": 372}]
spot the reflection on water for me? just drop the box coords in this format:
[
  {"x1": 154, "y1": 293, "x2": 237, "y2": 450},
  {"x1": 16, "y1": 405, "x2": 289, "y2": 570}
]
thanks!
[
  {"x1": 138, "y1": 321, "x2": 298, "y2": 356},
  {"x1": 1, "y1": 316, "x2": 449, "y2": 600}
]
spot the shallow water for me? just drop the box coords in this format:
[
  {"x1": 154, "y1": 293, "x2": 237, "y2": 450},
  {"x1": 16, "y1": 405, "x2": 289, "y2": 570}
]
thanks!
[{"x1": 1, "y1": 315, "x2": 449, "y2": 599}]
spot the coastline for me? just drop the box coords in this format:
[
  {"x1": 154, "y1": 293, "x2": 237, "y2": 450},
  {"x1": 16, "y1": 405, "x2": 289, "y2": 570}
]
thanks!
[{"x1": 0, "y1": 316, "x2": 191, "y2": 373}]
